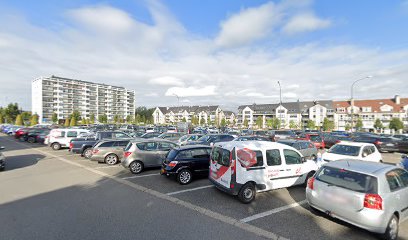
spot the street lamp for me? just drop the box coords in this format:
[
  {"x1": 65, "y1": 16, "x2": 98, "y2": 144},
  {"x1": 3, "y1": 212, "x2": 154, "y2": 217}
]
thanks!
[
  {"x1": 277, "y1": 81, "x2": 282, "y2": 129},
  {"x1": 350, "y1": 75, "x2": 372, "y2": 132}
]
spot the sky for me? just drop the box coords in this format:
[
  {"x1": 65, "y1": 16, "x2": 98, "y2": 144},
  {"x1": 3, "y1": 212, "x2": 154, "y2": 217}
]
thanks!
[{"x1": 0, "y1": 0, "x2": 408, "y2": 111}]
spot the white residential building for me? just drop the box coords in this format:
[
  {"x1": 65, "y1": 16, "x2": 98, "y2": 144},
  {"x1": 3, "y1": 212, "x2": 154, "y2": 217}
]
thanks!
[
  {"x1": 32, "y1": 75, "x2": 135, "y2": 123},
  {"x1": 152, "y1": 106, "x2": 225, "y2": 125}
]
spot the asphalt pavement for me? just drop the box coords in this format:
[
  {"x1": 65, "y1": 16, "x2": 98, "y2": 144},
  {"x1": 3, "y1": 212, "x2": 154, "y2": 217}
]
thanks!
[{"x1": 0, "y1": 135, "x2": 407, "y2": 240}]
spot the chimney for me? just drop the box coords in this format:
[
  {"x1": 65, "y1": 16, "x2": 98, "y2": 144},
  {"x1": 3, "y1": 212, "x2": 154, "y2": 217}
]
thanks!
[
  {"x1": 350, "y1": 98, "x2": 354, "y2": 106},
  {"x1": 395, "y1": 95, "x2": 401, "y2": 105}
]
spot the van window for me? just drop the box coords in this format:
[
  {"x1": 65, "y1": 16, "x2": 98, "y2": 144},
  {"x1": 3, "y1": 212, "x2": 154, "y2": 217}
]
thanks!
[
  {"x1": 266, "y1": 149, "x2": 281, "y2": 166},
  {"x1": 386, "y1": 169, "x2": 408, "y2": 191},
  {"x1": 211, "y1": 147, "x2": 230, "y2": 167},
  {"x1": 66, "y1": 131, "x2": 78, "y2": 138},
  {"x1": 252, "y1": 151, "x2": 263, "y2": 167},
  {"x1": 158, "y1": 142, "x2": 175, "y2": 151},
  {"x1": 283, "y1": 149, "x2": 302, "y2": 165},
  {"x1": 136, "y1": 143, "x2": 146, "y2": 150}
]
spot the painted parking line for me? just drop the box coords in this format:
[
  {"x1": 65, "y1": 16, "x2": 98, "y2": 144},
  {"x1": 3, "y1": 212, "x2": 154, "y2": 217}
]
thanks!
[
  {"x1": 121, "y1": 173, "x2": 159, "y2": 180},
  {"x1": 94, "y1": 165, "x2": 122, "y2": 169},
  {"x1": 166, "y1": 185, "x2": 213, "y2": 196},
  {"x1": 240, "y1": 200, "x2": 308, "y2": 223}
]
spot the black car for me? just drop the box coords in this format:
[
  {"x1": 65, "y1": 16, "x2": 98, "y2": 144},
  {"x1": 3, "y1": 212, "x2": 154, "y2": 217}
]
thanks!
[
  {"x1": 0, "y1": 146, "x2": 5, "y2": 171},
  {"x1": 161, "y1": 145, "x2": 212, "y2": 184},
  {"x1": 354, "y1": 136, "x2": 400, "y2": 153},
  {"x1": 324, "y1": 135, "x2": 353, "y2": 148},
  {"x1": 396, "y1": 137, "x2": 408, "y2": 153},
  {"x1": 186, "y1": 134, "x2": 234, "y2": 146},
  {"x1": 26, "y1": 129, "x2": 50, "y2": 143}
]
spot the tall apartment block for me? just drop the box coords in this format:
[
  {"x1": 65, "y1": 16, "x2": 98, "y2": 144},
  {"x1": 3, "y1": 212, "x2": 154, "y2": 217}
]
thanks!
[{"x1": 32, "y1": 75, "x2": 135, "y2": 123}]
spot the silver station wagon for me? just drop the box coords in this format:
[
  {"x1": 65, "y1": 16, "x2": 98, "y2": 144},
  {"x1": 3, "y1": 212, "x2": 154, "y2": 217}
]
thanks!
[{"x1": 306, "y1": 160, "x2": 408, "y2": 240}]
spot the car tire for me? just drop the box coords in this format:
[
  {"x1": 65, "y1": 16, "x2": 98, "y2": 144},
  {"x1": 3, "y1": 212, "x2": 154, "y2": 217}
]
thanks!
[
  {"x1": 51, "y1": 143, "x2": 61, "y2": 150},
  {"x1": 104, "y1": 154, "x2": 119, "y2": 165},
  {"x1": 238, "y1": 182, "x2": 256, "y2": 204},
  {"x1": 177, "y1": 169, "x2": 192, "y2": 185},
  {"x1": 27, "y1": 137, "x2": 36, "y2": 143},
  {"x1": 83, "y1": 148, "x2": 92, "y2": 159},
  {"x1": 383, "y1": 215, "x2": 399, "y2": 240},
  {"x1": 129, "y1": 161, "x2": 143, "y2": 174}
]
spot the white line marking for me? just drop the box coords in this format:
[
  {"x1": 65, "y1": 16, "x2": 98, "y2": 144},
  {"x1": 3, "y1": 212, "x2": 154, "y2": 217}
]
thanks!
[
  {"x1": 166, "y1": 185, "x2": 213, "y2": 196},
  {"x1": 121, "y1": 173, "x2": 159, "y2": 180},
  {"x1": 240, "y1": 200, "x2": 307, "y2": 223},
  {"x1": 94, "y1": 165, "x2": 121, "y2": 169}
]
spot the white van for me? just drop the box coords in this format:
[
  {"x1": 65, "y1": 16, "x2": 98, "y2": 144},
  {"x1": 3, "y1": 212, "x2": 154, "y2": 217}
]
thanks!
[
  {"x1": 209, "y1": 141, "x2": 319, "y2": 203},
  {"x1": 47, "y1": 128, "x2": 90, "y2": 150}
]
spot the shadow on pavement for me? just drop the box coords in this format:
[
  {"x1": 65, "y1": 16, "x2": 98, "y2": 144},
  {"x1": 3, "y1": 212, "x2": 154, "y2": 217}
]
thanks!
[{"x1": 3, "y1": 154, "x2": 46, "y2": 171}]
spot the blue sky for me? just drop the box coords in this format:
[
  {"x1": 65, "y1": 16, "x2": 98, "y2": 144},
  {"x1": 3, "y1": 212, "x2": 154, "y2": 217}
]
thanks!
[{"x1": 0, "y1": 0, "x2": 408, "y2": 110}]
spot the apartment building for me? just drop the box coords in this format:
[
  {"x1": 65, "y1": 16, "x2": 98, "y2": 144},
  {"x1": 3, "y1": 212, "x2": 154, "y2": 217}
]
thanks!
[
  {"x1": 32, "y1": 75, "x2": 135, "y2": 123},
  {"x1": 152, "y1": 105, "x2": 225, "y2": 125}
]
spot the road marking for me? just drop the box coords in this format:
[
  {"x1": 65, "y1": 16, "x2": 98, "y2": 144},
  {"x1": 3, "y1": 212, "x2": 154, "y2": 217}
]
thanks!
[
  {"x1": 94, "y1": 165, "x2": 121, "y2": 169},
  {"x1": 166, "y1": 185, "x2": 213, "y2": 196},
  {"x1": 240, "y1": 200, "x2": 308, "y2": 223},
  {"x1": 0, "y1": 136, "x2": 288, "y2": 240},
  {"x1": 122, "y1": 173, "x2": 159, "y2": 179}
]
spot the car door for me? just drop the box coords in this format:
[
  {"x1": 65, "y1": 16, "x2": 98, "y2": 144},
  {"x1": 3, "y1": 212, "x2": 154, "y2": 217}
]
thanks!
[
  {"x1": 282, "y1": 149, "x2": 305, "y2": 186},
  {"x1": 386, "y1": 169, "x2": 408, "y2": 220},
  {"x1": 142, "y1": 142, "x2": 159, "y2": 166},
  {"x1": 265, "y1": 149, "x2": 289, "y2": 189},
  {"x1": 190, "y1": 148, "x2": 211, "y2": 173}
]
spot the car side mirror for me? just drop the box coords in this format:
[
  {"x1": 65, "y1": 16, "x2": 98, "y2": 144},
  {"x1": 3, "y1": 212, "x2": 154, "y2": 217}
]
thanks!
[
  {"x1": 301, "y1": 157, "x2": 307, "y2": 163},
  {"x1": 0, "y1": 146, "x2": 4, "y2": 151},
  {"x1": 362, "y1": 152, "x2": 368, "y2": 158}
]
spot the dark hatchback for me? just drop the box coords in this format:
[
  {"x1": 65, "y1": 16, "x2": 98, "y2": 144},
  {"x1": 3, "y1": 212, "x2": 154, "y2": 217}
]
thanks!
[
  {"x1": 354, "y1": 136, "x2": 400, "y2": 153},
  {"x1": 186, "y1": 134, "x2": 234, "y2": 146},
  {"x1": 161, "y1": 145, "x2": 212, "y2": 185}
]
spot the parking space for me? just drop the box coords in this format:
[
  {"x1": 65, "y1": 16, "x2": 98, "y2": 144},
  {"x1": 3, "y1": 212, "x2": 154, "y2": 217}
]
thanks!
[{"x1": 2, "y1": 135, "x2": 408, "y2": 240}]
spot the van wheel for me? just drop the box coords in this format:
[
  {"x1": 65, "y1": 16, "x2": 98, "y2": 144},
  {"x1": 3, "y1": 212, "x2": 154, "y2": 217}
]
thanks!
[
  {"x1": 177, "y1": 169, "x2": 192, "y2": 185},
  {"x1": 129, "y1": 161, "x2": 143, "y2": 174},
  {"x1": 238, "y1": 183, "x2": 256, "y2": 204},
  {"x1": 105, "y1": 154, "x2": 118, "y2": 165},
  {"x1": 83, "y1": 148, "x2": 92, "y2": 159},
  {"x1": 383, "y1": 215, "x2": 398, "y2": 240},
  {"x1": 51, "y1": 143, "x2": 61, "y2": 150}
]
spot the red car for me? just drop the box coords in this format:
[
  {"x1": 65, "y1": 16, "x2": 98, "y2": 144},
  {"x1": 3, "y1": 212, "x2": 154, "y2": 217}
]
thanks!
[
  {"x1": 297, "y1": 133, "x2": 325, "y2": 149},
  {"x1": 14, "y1": 128, "x2": 30, "y2": 139}
]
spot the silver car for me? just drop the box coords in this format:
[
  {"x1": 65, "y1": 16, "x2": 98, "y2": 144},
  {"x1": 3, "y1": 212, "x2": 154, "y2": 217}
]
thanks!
[
  {"x1": 278, "y1": 140, "x2": 318, "y2": 160},
  {"x1": 90, "y1": 139, "x2": 131, "y2": 165},
  {"x1": 122, "y1": 139, "x2": 178, "y2": 174},
  {"x1": 177, "y1": 134, "x2": 203, "y2": 146},
  {"x1": 306, "y1": 160, "x2": 408, "y2": 240}
]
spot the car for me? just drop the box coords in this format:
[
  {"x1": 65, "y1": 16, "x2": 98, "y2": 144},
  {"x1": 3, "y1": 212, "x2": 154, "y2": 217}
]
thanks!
[
  {"x1": 393, "y1": 134, "x2": 408, "y2": 140},
  {"x1": 122, "y1": 139, "x2": 178, "y2": 174},
  {"x1": 90, "y1": 139, "x2": 131, "y2": 165},
  {"x1": 323, "y1": 135, "x2": 353, "y2": 149},
  {"x1": 209, "y1": 141, "x2": 319, "y2": 203},
  {"x1": 161, "y1": 145, "x2": 212, "y2": 184},
  {"x1": 47, "y1": 128, "x2": 90, "y2": 150},
  {"x1": 14, "y1": 127, "x2": 31, "y2": 139},
  {"x1": 278, "y1": 139, "x2": 318, "y2": 161},
  {"x1": 24, "y1": 128, "x2": 50, "y2": 143},
  {"x1": 354, "y1": 136, "x2": 400, "y2": 153},
  {"x1": 297, "y1": 133, "x2": 325, "y2": 149},
  {"x1": 233, "y1": 135, "x2": 271, "y2": 141},
  {"x1": 140, "y1": 132, "x2": 161, "y2": 139},
  {"x1": 306, "y1": 160, "x2": 408, "y2": 240},
  {"x1": 177, "y1": 134, "x2": 203, "y2": 146},
  {"x1": 186, "y1": 134, "x2": 234, "y2": 146},
  {"x1": 156, "y1": 132, "x2": 184, "y2": 142},
  {"x1": 396, "y1": 137, "x2": 408, "y2": 153},
  {"x1": 270, "y1": 130, "x2": 296, "y2": 140},
  {"x1": 0, "y1": 146, "x2": 5, "y2": 171},
  {"x1": 322, "y1": 142, "x2": 382, "y2": 163}
]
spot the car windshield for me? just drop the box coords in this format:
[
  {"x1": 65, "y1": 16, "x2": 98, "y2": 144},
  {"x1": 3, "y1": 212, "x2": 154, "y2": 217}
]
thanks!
[
  {"x1": 316, "y1": 166, "x2": 378, "y2": 193},
  {"x1": 179, "y1": 135, "x2": 189, "y2": 141},
  {"x1": 328, "y1": 144, "x2": 360, "y2": 156},
  {"x1": 309, "y1": 135, "x2": 322, "y2": 141}
]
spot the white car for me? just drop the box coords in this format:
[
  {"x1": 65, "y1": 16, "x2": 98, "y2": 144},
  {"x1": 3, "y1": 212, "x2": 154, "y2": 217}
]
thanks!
[
  {"x1": 322, "y1": 142, "x2": 382, "y2": 163},
  {"x1": 47, "y1": 128, "x2": 89, "y2": 150}
]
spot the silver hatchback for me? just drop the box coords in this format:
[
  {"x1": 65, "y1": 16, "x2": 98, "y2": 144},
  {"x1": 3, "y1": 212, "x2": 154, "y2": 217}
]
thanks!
[{"x1": 306, "y1": 160, "x2": 408, "y2": 240}]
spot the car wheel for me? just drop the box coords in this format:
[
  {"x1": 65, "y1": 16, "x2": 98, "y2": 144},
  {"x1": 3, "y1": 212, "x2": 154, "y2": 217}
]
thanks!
[
  {"x1": 129, "y1": 161, "x2": 143, "y2": 174},
  {"x1": 104, "y1": 154, "x2": 119, "y2": 165},
  {"x1": 51, "y1": 143, "x2": 61, "y2": 150},
  {"x1": 238, "y1": 182, "x2": 256, "y2": 204},
  {"x1": 27, "y1": 137, "x2": 35, "y2": 143},
  {"x1": 383, "y1": 215, "x2": 399, "y2": 240},
  {"x1": 177, "y1": 169, "x2": 192, "y2": 185},
  {"x1": 83, "y1": 148, "x2": 92, "y2": 159}
]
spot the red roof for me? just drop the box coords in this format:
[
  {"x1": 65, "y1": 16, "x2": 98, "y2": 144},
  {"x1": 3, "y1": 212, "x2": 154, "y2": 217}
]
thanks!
[{"x1": 334, "y1": 97, "x2": 408, "y2": 113}]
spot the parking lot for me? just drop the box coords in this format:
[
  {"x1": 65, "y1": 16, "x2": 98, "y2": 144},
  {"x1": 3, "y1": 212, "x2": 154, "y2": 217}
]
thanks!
[{"x1": 0, "y1": 134, "x2": 407, "y2": 240}]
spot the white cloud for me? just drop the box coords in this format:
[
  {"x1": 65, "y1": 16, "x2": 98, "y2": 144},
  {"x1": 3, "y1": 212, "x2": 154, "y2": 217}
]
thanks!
[
  {"x1": 215, "y1": 2, "x2": 281, "y2": 48},
  {"x1": 165, "y1": 86, "x2": 217, "y2": 97},
  {"x1": 283, "y1": 12, "x2": 331, "y2": 34},
  {"x1": 148, "y1": 76, "x2": 184, "y2": 86}
]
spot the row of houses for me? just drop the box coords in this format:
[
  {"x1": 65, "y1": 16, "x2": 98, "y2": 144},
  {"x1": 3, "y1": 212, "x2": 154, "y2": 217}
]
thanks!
[{"x1": 152, "y1": 95, "x2": 408, "y2": 131}]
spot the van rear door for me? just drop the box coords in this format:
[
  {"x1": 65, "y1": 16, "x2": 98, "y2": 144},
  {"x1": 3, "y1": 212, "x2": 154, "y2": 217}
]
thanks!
[{"x1": 210, "y1": 147, "x2": 232, "y2": 189}]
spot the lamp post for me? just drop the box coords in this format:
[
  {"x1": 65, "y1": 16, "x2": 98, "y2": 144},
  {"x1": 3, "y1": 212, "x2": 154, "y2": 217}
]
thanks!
[
  {"x1": 277, "y1": 81, "x2": 282, "y2": 129},
  {"x1": 350, "y1": 76, "x2": 372, "y2": 132}
]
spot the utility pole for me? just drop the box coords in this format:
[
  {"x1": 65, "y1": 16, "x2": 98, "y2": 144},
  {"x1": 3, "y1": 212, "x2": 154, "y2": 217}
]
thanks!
[
  {"x1": 277, "y1": 81, "x2": 282, "y2": 129},
  {"x1": 350, "y1": 76, "x2": 372, "y2": 132}
]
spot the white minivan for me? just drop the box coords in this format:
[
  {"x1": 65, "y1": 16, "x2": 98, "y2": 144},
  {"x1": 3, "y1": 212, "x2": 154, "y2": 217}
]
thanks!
[
  {"x1": 209, "y1": 141, "x2": 319, "y2": 203},
  {"x1": 47, "y1": 128, "x2": 89, "y2": 150}
]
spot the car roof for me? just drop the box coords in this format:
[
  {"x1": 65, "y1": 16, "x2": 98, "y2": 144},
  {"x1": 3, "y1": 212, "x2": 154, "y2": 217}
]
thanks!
[
  {"x1": 173, "y1": 145, "x2": 211, "y2": 151},
  {"x1": 129, "y1": 138, "x2": 175, "y2": 143},
  {"x1": 278, "y1": 139, "x2": 307, "y2": 143},
  {"x1": 322, "y1": 160, "x2": 396, "y2": 176},
  {"x1": 334, "y1": 141, "x2": 372, "y2": 147},
  {"x1": 215, "y1": 140, "x2": 295, "y2": 151},
  {"x1": 98, "y1": 138, "x2": 133, "y2": 143}
]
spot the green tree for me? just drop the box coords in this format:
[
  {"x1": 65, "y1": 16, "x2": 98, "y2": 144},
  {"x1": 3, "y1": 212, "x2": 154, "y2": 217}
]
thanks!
[
  {"x1": 182, "y1": 117, "x2": 187, "y2": 122},
  {"x1": 15, "y1": 114, "x2": 23, "y2": 125},
  {"x1": 89, "y1": 114, "x2": 95, "y2": 124},
  {"x1": 322, "y1": 118, "x2": 335, "y2": 131},
  {"x1": 0, "y1": 114, "x2": 3, "y2": 124},
  {"x1": 30, "y1": 114, "x2": 39, "y2": 126},
  {"x1": 70, "y1": 117, "x2": 77, "y2": 126},
  {"x1": 267, "y1": 118, "x2": 280, "y2": 129},
  {"x1": 355, "y1": 118, "x2": 363, "y2": 131},
  {"x1": 85, "y1": 119, "x2": 90, "y2": 125},
  {"x1": 21, "y1": 112, "x2": 32, "y2": 124},
  {"x1": 70, "y1": 110, "x2": 81, "y2": 121},
  {"x1": 113, "y1": 115, "x2": 120, "y2": 124},
  {"x1": 98, "y1": 114, "x2": 108, "y2": 124},
  {"x1": 389, "y1": 118, "x2": 404, "y2": 131},
  {"x1": 243, "y1": 119, "x2": 249, "y2": 128},
  {"x1": 374, "y1": 119, "x2": 383, "y2": 131},
  {"x1": 306, "y1": 120, "x2": 316, "y2": 130},
  {"x1": 345, "y1": 123, "x2": 351, "y2": 131},
  {"x1": 200, "y1": 117, "x2": 205, "y2": 125},
  {"x1": 289, "y1": 120, "x2": 297, "y2": 129},
  {"x1": 220, "y1": 118, "x2": 227, "y2": 127},
  {"x1": 4, "y1": 103, "x2": 20, "y2": 123},
  {"x1": 64, "y1": 118, "x2": 70, "y2": 127},
  {"x1": 226, "y1": 119, "x2": 231, "y2": 126},
  {"x1": 255, "y1": 117, "x2": 263, "y2": 129},
  {"x1": 126, "y1": 115, "x2": 133, "y2": 123},
  {"x1": 52, "y1": 113, "x2": 58, "y2": 124},
  {"x1": 207, "y1": 116, "x2": 211, "y2": 125}
]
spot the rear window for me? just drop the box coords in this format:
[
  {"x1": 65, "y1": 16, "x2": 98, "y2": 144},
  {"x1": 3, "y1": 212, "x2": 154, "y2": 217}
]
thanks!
[
  {"x1": 309, "y1": 135, "x2": 322, "y2": 142},
  {"x1": 167, "y1": 149, "x2": 179, "y2": 160},
  {"x1": 328, "y1": 144, "x2": 360, "y2": 156},
  {"x1": 211, "y1": 147, "x2": 231, "y2": 167},
  {"x1": 125, "y1": 142, "x2": 133, "y2": 151},
  {"x1": 316, "y1": 166, "x2": 378, "y2": 194}
]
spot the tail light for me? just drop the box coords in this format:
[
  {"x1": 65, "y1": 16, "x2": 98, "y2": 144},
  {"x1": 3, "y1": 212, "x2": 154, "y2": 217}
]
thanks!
[
  {"x1": 335, "y1": 140, "x2": 341, "y2": 144},
  {"x1": 92, "y1": 149, "x2": 99, "y2": 154},
  {"x1": 364, "y1": 194, "x2": 382, "y2": 210},
  {"x1": 307, "y1": 177, "x2": 315, "y2": 190},
  {"x1": 168, "y1": 161, "x2": 178, "y2": 168},
  {"x1": 374, "y1": 140, "x2": 383, "y2": 145},
  {"x1": 124, "y1": 151, "x2": 132, "y2": 158},
  {"x1": 69, "y1": 143, "x2": 73, "y2": 149}
]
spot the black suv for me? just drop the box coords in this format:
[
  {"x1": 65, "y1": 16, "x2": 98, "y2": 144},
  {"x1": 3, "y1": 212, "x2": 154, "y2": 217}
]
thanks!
[{"x1": 161, "y1": 145, "x2": 212, "y2": 184}]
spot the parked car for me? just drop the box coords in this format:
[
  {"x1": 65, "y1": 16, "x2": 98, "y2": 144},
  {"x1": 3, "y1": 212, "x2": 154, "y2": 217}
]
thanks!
[
  {"x1": 354, "y1": 136, "x2": 400, "y2": 153},
  {"x1": 122, "y1": 139, "x2": 178, "y2": 174},
  {"x1": 0, "y1": 146, "x2": 5, "y2": 171},
  {"x1": 396, "y1": 137, "x2": 408, "y2": 153},
  {"x1": 393, "y1": 134, "x2": 408, "y2": 140},
  {"x1": 186, "y1": 134, "x2": 234, "y2": 146},
  {"x1": 36, "y1": 131, "x2": 50, "y2": 144},
  {"x1": 140, "y1": 132, "x2": 161, "y2": 139},
  {"x1": 14, "y1": 127, "x2": 31, "y2": 139},
  {"x1": 47, "y1": 128, "x2": 90, "y2": 150},
  {"x1": 297, "y1": 133, "x2": 325, "y2": 149},
  {"x1": 209, "y1": 141, "x2": 319, "y2": 203},
  {"x1": 278, "y1": 139, "x2": 318, "y2": 160},
  {"x1": 156, "y1": 132, "x2": 184, "y2": 142},
  {"x1": 233, "y1": 136, "x2": 271, "y2": 141},
  {"x1": 270, "y1": 130, "x2": 296, "y2": 140},
  {"x1": 24, "y1": 128, "x2": 50, "y2": 143},
  {"x1": 90, "y1": 139, "x2": 131, "y2": 165},
  {"x1": 161, "y1": 145, "x2": 212, "y2": 184},
  {"x1": 177, "y1": 134, "x2": 203, "y2": 146},
  {"x1": 306, "y1": 160, "x2": 408, "y2": 240},
  {"x1": 322, "y1": 142, "x2": 382, "y2": 163},
  {"x1": 324, "y1": 135, "x2": 353, "y2": 149}
]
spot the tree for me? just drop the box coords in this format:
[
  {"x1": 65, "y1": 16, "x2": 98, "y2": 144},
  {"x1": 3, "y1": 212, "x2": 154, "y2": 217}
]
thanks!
[
  {"x1": 374, "y1": 119, "x2": 383, "y2": 131},
  {"x1": 70, "y1": 117, "x2": 77, "y2": 126},
  {"x1": 306, "y1": 120, "x2": 316, "y2": 130},
  {"x1": 255, "y1": 117, "x2": 263, "y2": 129},
  {"x1": 64, "y1": 118, "x2": 70, "y2": 127},
  {"x1": 98, "y1": 114, "x2": 108, "y2": 124},
  {"x1": 226, "y1": 119, "x2": 231, "y2": 126},
  {"x1": 0, "y1": 114, "x2": 3, "y2": 124},
  {"x1": 4, "y1": 103, "x2": 20, "y2": 123},
  {"x1": 345, "y1": 124, "x2": 351, "y2": 131},
  {"x1": 70, "y1": 110, "x2": 81, "y2": 121},
  {"x1": 30, "y1": 114, "x2": 39, "y2": 126},
  {"x1": 243, "y1": 119, "x2": 249, "y2": 128},
  {"x1": 355, "y1": 118, "x2": 363, "y2": 131},
  {"x1": 322, "y1": 118, "x2": 335, "y2": 131},
  {"x1": 220, "y1": 118, "x2": 227, "y2": 127},
  {"x1": 15, "y1": 114, "x2": 23, "y2": 125},
  {"x1": 114, "y1": 115, "x2": 120, "y2": 124},
  {"x1": 89, "y1": 114, "x2": 95, "y2": 124},
  {"x1": 267, "y1": 118, "x2": 280, "y2": 129},
  {"x1": 182, "y1": 117, "x2": 187, "y2": 122},
  {"x1": 126, "y1": 115, "x2": 133, "y2": 123},
  {"x1": 21, "y1": 112, "x2": 32, "y2": 124},
  {"x1": 389, "y1": 118, "x2": 404, "y2": 131},
  {"x1": 52, "y1": 113, "x2": 58, "y2": 124},
  {"x1": 200, "y1": 117, "x2": 205, "y2": 125},
  {"x1": 289, "y1": 120, "x2": 297, "y2": 129},
  {"x1": 207, "y1": 116, "x2": 211, "y2": 125}
]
